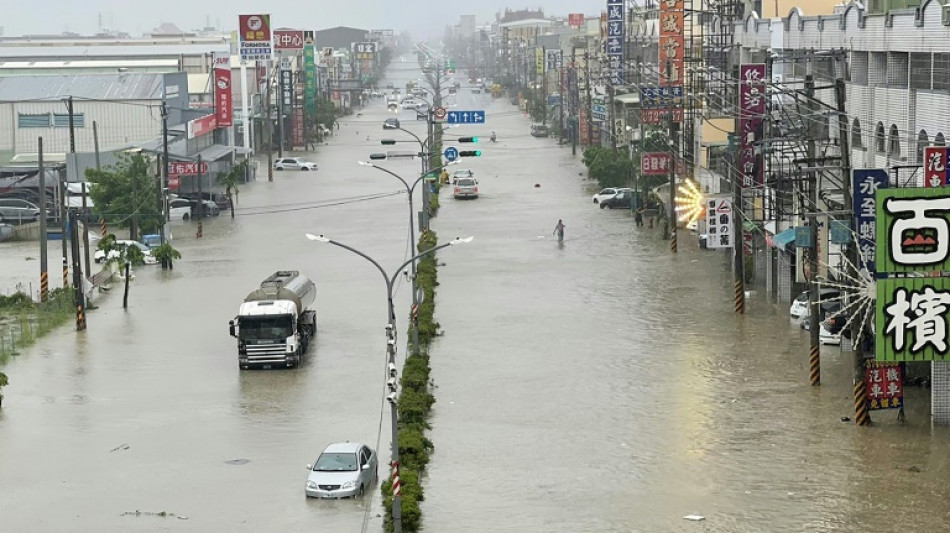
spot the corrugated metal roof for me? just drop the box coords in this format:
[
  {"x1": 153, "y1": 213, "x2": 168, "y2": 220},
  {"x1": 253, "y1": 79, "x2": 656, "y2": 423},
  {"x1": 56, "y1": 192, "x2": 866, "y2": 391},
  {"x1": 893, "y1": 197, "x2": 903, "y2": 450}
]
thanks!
[
  {"x1": 0, "y1": 74, "x2": 164, "y2": 101},
  {"x1": 0, "y1": 59, "x2": 178, "y2": 69},
  {"x1": 0, "y1": 43, "x2": 224, "y2": 58}
]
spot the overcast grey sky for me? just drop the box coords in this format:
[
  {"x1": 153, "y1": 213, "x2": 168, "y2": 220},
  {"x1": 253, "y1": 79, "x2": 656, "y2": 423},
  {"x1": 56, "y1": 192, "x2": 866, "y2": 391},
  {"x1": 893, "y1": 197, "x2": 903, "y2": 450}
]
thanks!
[{"x1": 5, "y1": 1, "x2": 593, "y2": 39}]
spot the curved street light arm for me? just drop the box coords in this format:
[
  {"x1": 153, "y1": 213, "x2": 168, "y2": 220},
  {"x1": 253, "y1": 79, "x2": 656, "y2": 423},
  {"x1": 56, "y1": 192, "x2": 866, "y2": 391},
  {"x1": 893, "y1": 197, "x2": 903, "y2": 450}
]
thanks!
[
  {"x1": 389, "y1": 240, "x2": 458, "y2": 289},
  {"x1": 362, "y1": 163, "x2": 410, "y2": 192},
  {"x1": 396, "y1": 127, "x2": 423, "y2": 148}
]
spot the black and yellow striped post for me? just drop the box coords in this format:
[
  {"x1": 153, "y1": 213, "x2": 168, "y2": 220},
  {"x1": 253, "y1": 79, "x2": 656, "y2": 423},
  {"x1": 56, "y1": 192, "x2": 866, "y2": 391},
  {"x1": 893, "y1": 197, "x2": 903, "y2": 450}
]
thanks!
[
  {"x1": 76, "y1": 303, "x2": 86, "y2": 331},
  {"x1": 196, "y1": 221, "x2": 203, "y2": 239},
  {"x1": 62, "y1": 257, "x2": 69, "y2": 289},
  {"x1": 734, "y1": 279, "x2": 744, "y2": 314},
  {"x1": 853, "y1": 378, "x2": 871, "y2": 426},
  {"x1": 809, "y1": 344, "x2": 821, "y2": 386},
  {"x1": 99, "y1": 217, "x2": 107, "y2": 238},
  {"x1": 40, "y1": 271, "x2": 49, "y2": 303}
]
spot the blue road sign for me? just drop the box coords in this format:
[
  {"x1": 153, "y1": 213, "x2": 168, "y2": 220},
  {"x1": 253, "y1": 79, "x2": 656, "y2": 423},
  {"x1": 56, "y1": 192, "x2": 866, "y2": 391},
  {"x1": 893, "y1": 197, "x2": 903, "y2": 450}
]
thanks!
[
  {"x1": 446, "y1": 110, "x2": 486, "y2": 124},
  {"x1": 443, "y1": 146, "x2": 459, "y2": 162}
]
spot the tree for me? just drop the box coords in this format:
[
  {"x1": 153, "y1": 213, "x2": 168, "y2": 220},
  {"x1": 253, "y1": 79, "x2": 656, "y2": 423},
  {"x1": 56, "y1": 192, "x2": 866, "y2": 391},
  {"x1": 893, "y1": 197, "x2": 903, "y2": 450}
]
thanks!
[
  {"x1": 217, "y1": 161, "x2": 245, "y2": 219},
  {"x1": 151, "y1": 243, "x2": 182, "y2": 270},
  {"x1": 85, "y1": 154, "x2": 162, "y2": 241},
  {"x1": 97, "y1": 234, "x2": 146, "y2": 309},
  {"x1": 0, "y1": 371, "x2": 7, "y2": 408}
]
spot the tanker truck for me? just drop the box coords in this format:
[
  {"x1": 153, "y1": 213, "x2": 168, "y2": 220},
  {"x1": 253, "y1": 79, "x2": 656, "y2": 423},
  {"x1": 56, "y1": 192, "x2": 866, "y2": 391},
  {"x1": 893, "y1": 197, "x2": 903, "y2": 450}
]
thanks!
[{"x1": 229, "y1": 271, "x2": 317, "y2": 369}]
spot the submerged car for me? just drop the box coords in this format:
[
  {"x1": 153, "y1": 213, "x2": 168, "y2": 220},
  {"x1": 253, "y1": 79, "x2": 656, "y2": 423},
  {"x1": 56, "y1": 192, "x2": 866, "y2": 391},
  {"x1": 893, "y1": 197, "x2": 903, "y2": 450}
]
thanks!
[
  {"x1": 453, "y1": 177, "x2": 479, "y2": 199},
  {"x1": 451, "y1": 169, "x2": 474, "y2": 184},
  {"x1": 383, "y1": 118, "x2": 401, "y2": 130},
  {"x1": 274, "y1": 157, "x2": 318, "y2": 171},
  {"x1": 305, "y1": 442, "x2": 378, "y2": 499},
  {"x1": 93, "y1": 240, "x2": 158, "y2": 265},
  {"x1": 789, "y1": 288, "x2": 841, "y2": 321},
  {"x1": 600, "y1": 190, "x2": 635, "y2": 209},
  {"x1": 592, "y1": 187, "x2": 631, "y2": 204}
]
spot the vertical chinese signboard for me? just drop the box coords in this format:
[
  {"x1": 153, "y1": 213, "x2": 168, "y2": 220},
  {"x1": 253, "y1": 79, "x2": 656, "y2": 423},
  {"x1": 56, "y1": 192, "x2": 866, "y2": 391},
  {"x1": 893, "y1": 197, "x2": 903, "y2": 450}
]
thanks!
[
  {"x1": 659, "y1": 0, "x2": 683, "y2": 86},
  {"x1": 606, "y1": 0, "x2": 624, "y2": 86},
  {"x1": 853, "y1": 169, "x2": 889, "y2": 274},
  {"x1": 924, "y1": 146, "x2": 949, "y2": 187},
  {"x1": 705, "y1": 197, "x2": 734, "y2": 249},
  {"x1": 739, "y1": 64, "x2": 766, "y2": 187},
  {"x1": 535, "y1": 47, "x2": 543, "y2": 78},
  {"x1": 212, "y1": 52, "x2": 232, "y2": 127},
  {"x1": 304, "y1": 31, "x2": 316, "y2": 118},
  {"x1": 238, "y1": 14, "x2": 272, "y2": 61},
  {"x1": 292, "y1": 108, "x2": 305, "y2": 148},
  {"x1": 875, "y1": 187, "x2": 950, "y2": 361},
  {"x1": 865, "y1": 361, "x2": 904, "y2": 410},
  {"x1": 279, "y1": 59, "x2": 293, "y2": 115}
]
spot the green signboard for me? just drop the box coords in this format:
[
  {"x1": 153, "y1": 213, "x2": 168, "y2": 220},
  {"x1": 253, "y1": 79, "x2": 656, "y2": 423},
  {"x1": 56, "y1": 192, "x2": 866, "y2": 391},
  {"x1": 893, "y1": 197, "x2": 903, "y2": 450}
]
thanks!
[
  {"x1": 876, "y1": 276, "x2": 950, "y2": 361},
  {"x1": 304, "y1": 43, "x2": 317, "y2": 116},
  {"x1": 875, "y1": 187, "x2": 950, "y2": 275}
]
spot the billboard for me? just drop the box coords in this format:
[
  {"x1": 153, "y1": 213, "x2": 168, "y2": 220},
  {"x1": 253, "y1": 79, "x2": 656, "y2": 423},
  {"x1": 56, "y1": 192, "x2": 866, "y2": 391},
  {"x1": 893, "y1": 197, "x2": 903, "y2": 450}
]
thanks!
[
  {"x1": 606, "y1": 0, "x2": 623, "y2": 86},
  {"x1": 705, "y1": 197, "x2": 734, "y2": 249},
  {"x1": 738, "y1": 64, "x2": 766, "y2": 187},
  {"x1": 304, "y1": 31, "x2": 317, "y2": 117},
  {"x1": 568, "y1": 13, "x2": 585, "y2": 27},
  {"x1": 641, "y1": 153, "x2": 672, "y2": 175},
  {"x1": 238, "y1": 14, "x2": 272, "y2": 60},
  {"x1": 853, "y1": 169, "x2": 889, "y2": 274},
  {"x1": 659, "y1": 0, "x2": 684, "y2": 86},
  {"x1": 274, "y1": 29, "x2": 304, "y2": 51},
  {"x1": 212, "y1": 52, "x2": 232, "y2": 127},
  {"x1": 925, "y1": 146, "x2": 949, "y2": 187}
]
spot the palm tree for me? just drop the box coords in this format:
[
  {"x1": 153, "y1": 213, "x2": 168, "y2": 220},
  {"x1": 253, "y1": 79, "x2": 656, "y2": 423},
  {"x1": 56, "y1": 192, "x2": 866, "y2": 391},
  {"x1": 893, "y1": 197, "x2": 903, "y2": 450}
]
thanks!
[
  {"x1": 217, "y1": 160, "x2": 246, "y2": 219},
  {"x1": 151, "y1": 242, "x2": 182, "y2": 270},
  {"x1": 97, "y1": 235, "x2": 146, "y2": 309}
]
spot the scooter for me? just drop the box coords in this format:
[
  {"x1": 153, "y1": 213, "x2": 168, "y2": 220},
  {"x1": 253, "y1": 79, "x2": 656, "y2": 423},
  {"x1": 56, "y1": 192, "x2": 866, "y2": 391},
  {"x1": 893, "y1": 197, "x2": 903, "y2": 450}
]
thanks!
[{"x1": 490, "y1": 134, "x2": 497, "y2": 143}]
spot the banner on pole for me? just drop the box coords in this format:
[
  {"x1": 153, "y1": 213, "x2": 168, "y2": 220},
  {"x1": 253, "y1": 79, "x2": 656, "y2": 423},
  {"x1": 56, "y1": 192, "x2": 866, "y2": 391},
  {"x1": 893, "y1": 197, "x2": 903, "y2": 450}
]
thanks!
[{"x1": 213, "y1": 51, "x2": 232, "y2": 127}]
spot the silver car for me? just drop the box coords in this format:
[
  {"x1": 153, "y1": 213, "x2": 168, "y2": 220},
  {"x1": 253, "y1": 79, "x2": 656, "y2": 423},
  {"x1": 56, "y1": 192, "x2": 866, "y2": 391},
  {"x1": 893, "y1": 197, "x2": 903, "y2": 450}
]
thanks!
[
  {"x1": 305, "y1": 442, "x2": 378, "y2": 499},
  {"x1": 453, "y1": 177, "x2": 479, "y2": 199},
  {"x1": 0, "y1": 198, "x2": 43, "y2": 224}
]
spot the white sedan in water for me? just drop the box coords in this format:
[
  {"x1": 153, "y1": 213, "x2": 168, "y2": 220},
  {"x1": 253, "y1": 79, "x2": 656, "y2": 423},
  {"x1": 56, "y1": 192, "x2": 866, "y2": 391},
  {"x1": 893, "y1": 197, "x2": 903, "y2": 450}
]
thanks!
[{"x1": 592, "y1": 187, "x2": 631, "y2": 204}]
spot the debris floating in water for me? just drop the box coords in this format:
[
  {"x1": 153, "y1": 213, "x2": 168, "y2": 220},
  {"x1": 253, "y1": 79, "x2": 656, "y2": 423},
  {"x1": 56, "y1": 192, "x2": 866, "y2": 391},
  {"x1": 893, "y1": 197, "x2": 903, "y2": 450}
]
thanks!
[
  {"x1": 109, "y1": 443, "x2": 130, "y2": 453},
  {"x1": 683, "y1": 515, "x2": 705, "y2": 522},
  {"x1": 225, "y1": 458, "x2": 250, "y2": 465}
]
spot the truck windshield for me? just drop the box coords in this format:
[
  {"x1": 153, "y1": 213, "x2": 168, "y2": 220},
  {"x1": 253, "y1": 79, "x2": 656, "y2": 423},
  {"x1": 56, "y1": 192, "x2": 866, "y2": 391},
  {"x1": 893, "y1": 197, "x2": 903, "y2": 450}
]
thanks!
[{"x1": 238, "y1": 315, "x2": 293, "y2": 341}]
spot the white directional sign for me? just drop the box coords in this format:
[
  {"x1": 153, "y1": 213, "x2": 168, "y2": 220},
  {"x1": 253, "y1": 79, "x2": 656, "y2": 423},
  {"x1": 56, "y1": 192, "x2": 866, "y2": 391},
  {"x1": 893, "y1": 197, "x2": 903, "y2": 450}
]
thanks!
[{"x1": 705, "y1": 197, "x2": 734, "y2": 249}]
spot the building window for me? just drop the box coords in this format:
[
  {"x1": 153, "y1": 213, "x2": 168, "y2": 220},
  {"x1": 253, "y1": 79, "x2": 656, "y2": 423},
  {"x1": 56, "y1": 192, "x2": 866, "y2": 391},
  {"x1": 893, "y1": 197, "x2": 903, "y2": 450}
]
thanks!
[
  {"x1": 937, "y1": 133, "x2": 946, "y2": 146},
  {"x1": 53, "y1": 113, "x2": 84, "y2": 128},
  {"x1": 851, "y1": 118, "x2": 863, "y2": 149},
  {"x1": 888, "y1": 124, "x2": 901, "y2": 157},
  {"x1": 918, "y1": 130, "x2": 929, "y2": 163},
  {"x1": 936, "y1": 54, "x2": 950, "y2": 93},
  {"x1": 875, "y1": 122, "x2": 886, "y2": 153},
  {"x1": 910, "y1": 53, "x2": 932, "y2": 90},
  {"x1": 887, "y1": 52, "x2": 909, "y2": 89},
  {"x1": 851, "y1": 51, "x2": 869, "y2": 85},
  {"x1": 870, "y1": 52, "x2": 887, "y2": 87},
  {"x1": 17, "y1": 113, "x2": 51, "y2": 128}
]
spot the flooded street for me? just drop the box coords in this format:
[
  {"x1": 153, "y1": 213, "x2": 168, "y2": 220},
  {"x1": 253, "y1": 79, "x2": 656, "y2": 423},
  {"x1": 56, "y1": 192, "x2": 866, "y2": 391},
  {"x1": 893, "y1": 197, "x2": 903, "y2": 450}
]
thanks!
[{"x1": 2, "y1": 61, "x2": 950, "y2": 532}]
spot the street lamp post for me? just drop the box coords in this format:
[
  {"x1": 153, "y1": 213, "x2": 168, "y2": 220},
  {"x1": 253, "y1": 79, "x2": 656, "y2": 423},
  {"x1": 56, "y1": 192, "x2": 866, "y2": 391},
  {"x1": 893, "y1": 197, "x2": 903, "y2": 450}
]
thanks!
[
  {"x1": 357, "y1": 160, "x2": 458, "y2": 354},
  {"x1": 304, "y1": 233, "x2": 473, "y2": 533}
]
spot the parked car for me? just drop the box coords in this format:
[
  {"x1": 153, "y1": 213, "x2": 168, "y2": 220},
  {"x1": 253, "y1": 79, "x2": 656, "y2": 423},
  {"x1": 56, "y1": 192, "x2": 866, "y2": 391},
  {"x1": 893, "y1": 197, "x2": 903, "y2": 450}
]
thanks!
[
  {"x1": 789, "y1": 288, "x2": 842, "y2": 321},
  {"x1": 531, "y1": 124, "x2": 550, "y2": 137},
  {"x1": 274, "y1": 157, "x2": 318, "y2": 171},
  {"x1": 471, "y1": 86, "x2": 482, "y2": 94},
  {"x1": 94, "y1": 240, "x2": 158, "y2": 265},
  {"x1": 0, "y1": 197, "x2": 47, "y2": 224},
  {"x1": 600, "y1": 190, "x2": 635, "y2": 209},
  {"x1": 178, "y1": 191, "x2": 230, "y2": 210},
  {"x1": 383, "y1": 118, "x2": 400, "y2": 130},
  {"x1": 305, "y1": 442, "x2": 378, "y2": 499},
  {"x1": 401, "y1": 99, "x2": 420, "y2": 109},
  {"x1": 451, "y1": 169, "x2": 474, "y2": 184},
  {"x1": 168, "y1": 198, "x2": 193, "y2": 221},
  {"x1": 190, "y1": 199, "x2": 220, "y2": 217},
  {"x1": 453, "y1": 177, "x2": 479, "y2": 199},
  {"x1": 592, "y1": 187, "x2": 631, "y2": 204}
]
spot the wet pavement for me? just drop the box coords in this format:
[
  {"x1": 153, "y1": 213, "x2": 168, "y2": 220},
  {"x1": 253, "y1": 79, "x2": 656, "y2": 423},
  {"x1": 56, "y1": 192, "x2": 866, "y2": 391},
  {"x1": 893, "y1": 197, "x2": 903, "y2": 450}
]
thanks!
[{"x1": 2, "y1": 60, "x2": 950, "y2": 532}]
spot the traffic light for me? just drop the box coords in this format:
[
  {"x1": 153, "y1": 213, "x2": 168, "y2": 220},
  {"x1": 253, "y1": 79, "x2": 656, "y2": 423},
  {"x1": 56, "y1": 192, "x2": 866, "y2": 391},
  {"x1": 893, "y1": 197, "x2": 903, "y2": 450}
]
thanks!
[
  {"x1": 369, "y1": 152, "x2": 387, "y2": 160},
  {"x1": 380, "y1": 139, "x2": 396, "y2": 145},
  {"x1": 459, "y1": 150, "x2": 482, "y2": 157},
  {"x1": 458, "y1": 137, "x2": 479, "y2": 143}
]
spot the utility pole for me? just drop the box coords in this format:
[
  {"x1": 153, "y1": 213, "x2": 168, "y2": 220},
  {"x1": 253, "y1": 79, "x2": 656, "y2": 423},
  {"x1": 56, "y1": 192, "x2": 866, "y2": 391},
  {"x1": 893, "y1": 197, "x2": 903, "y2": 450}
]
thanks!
[
  {"x1": 835, "y1": 77, "x2": 870, "y2": 425},
  {"x1": 160, "y1": 103, "x2": 170, "y2": 248},
  {"x1": 766, "y1": 54, "x2": 779, "y2": 304},
  {"x1": 667, "y1": 60, "x2": 677, "y2": 253},
  {"x1": 732, "y1": 65, "x2": 744, "y2": 313},
  {"x1": 38, "y1": 137, "x2": 49, "y2": 302},
  {"x1": 609, "y1": 82, "x2": 617, "y2": 153},
  {"x1": 266, "y1": 62, "x2": 274, "y2": 182},
  {"x1": 559, "y1": 51, "x2": 565, "y2": 145},
  {"x1": 805, "y1": 74, "x2": 821, "y2": 387},
  {"x1": 571, "y1": 47, "x2": 578, "y2": 155},
  {"x1": 69, "y1": 210, "x2": 86, "y2": 331},
  {"x1": 277, "y1": 56, "x2": 285, "y2": 159}
]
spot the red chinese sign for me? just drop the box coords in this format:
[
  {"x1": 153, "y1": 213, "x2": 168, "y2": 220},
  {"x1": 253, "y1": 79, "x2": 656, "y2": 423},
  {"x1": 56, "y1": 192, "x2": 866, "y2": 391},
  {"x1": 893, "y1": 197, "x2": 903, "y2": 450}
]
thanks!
[
  {"x1": 168, "y1": 161, "x2": 209, "y2": 178},
  {"x1": 641, "y1": 152, "x2": 672, "y2": 175},
  {"x1": 167, "y1": 176, "x2": 180, "y2": 191},
  {"x1": 739, "y1": 64, "x2": 766, "y2": 187},
  {"x1": 640, "y1": 108, "x2": 684, "y2": 125},
  {"x1": 274, "y1": 29, "x2": 304, "y2": 51},
  {"x1": 568, "y1": 13, "x2": 585, "y2": 27},
  {"x1": 213, "y1": 52, "x2": 232, "y2": 127},
  {"x1": 924, "y1": 146, "x2": 949, "y2": 187},
  {"x1": 659, "y1": 0, "x2": 684, "y2": 86},
  {"x1": 238, "y1": 14, "x2": 271, "y2": 43},
  {"x1": 865, "y1": 361, "x2": 904, "y2": 410},
  {"x1": 187, "y1": 114, "x2": 217, "y2": 139}
]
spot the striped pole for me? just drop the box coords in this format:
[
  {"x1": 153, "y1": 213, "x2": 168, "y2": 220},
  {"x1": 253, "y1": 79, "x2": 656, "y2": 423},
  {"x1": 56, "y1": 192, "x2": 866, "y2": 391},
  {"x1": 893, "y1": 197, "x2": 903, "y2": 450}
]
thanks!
[
  {"x1": 392, "y1": 460, "x2": 401, "y2": 496},
  {"x1": 62, "y1": 257, "x2": 69, "y2": 289},
  {"x1": 734, "y1": 279, "x2": 744, "y2": 314},
  {"x1": 99, "y1": 217, "x2": 107, "y2": 238},
  {"x1": 809, "y1": 344, "x2": 821, "y2": 386},
  {"x1": 76, "y1": 303, "x2": 86, "y2": 331},
  {"x1": 670, "y1": 228, "x2": 677, "y2": 253},
  {"x1": 40, "y1": 271, "x2": 49, "y2": 302},
  {"x1": 196, "y1": 221, "x2": 203, "y2": 239},
  {"x1": 853, "y1": 377, "x2": 871, "y2": 426}
]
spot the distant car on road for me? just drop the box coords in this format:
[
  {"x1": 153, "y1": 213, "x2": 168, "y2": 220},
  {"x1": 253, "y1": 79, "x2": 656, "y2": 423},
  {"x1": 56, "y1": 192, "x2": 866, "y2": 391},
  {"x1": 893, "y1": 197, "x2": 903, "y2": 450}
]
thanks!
[
  {"x1": 383, "y1": 118, "x2": 400, "y2": 130},
  {"x1": 789, "y1": 288, "x2": 841, "y2": 321},
  {"x1": 94, "y1": 240, "x2": 158, "y2": 265},
  {"x1": 274, "y1": 157, "x2": 318, "y2": 171},
  {"x1": 305, "y1": 442, "x2": 378, "y2": 499},
  {"x1": 592, "y1": 187, "x2": 631, "y2": 204},
  {"x1": 0, "y1": 197, "x2": 47, "y2": 224},
  {"x1": 451, "y1": 169, "x2": 474, "y2": 184},
  {"x1": 453, "y1": 177, "x2": 479, "y2": 199},
  {"x1": 531, "y1": 124, "x2": 550, "y2": 137}
]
